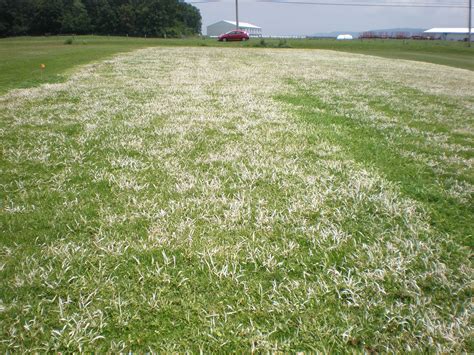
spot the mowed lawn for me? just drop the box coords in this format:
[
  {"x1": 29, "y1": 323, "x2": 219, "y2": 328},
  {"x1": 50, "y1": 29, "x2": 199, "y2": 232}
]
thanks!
[{"x1": 0, "y1": 43, "x2": 473, "y2": 351}]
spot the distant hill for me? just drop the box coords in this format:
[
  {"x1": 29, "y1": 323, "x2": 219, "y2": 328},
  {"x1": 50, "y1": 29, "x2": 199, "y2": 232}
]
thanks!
[{"x1": 310, "y1": 28, "x2": 427, "y2": 38}]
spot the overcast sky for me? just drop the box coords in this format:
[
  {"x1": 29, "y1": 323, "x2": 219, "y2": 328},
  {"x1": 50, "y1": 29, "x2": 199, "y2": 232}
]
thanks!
[{"x1": 187, "y1": 0, "x2": 472, "y2": 36}]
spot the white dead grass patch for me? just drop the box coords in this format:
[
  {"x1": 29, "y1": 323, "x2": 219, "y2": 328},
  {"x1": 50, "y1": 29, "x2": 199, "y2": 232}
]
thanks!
[
  {"x1": 0, "y1": 47, "x2": 472, "y2": 351},
  {"x1": 286, "y1": 55, "x2": 473, "y2": 191}
]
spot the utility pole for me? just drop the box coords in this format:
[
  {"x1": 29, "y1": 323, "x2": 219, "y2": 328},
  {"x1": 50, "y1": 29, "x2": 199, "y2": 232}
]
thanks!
[
  {"x1": 469, "y1": 0, "x2": 472, "y2": 47},
  {"x1": 235, "y1": 0, "x2": 239, "y2": 30}
]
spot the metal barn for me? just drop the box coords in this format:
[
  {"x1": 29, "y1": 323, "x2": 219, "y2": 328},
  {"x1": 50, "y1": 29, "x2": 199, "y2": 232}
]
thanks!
[
  {"x1": 424, "y1": 28, "x2": 474, "y2": 41},
  {"x1": 207, "y1": 20, "x2": 262, "y2": 37}
]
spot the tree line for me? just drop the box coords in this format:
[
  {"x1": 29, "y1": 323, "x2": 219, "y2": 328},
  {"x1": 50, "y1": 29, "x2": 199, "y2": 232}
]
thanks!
[{"x1": 0, "y1": 0, "x2": 202, "y2": 37}]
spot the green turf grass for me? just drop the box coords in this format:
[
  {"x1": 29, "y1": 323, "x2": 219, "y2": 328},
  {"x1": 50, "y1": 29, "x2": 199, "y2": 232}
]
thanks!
[
  {"x1": 276, "y1": 38, "x2": 474, "y2": 71},
  {"x1": 277, "y1": 82, "x2": 473, "y2": 248},
  {"x1": 0, "y1": 47, "x2": 472, "y2": 352}
]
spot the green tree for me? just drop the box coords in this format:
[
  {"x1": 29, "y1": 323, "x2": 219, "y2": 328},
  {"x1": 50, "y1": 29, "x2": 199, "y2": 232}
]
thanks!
[
  {"x1": 62, "y1": 0, "x2": 91, "y2": 34},
  {"x1": 0, "y1": 0, "x2": 201, "y2": 37},
  {"x1": 178, "y1": 2, "x2": 201, "y2": 35},
  {"x1": 117, "y1": 3, "x2": 136, "y2": 35},
  {"x1": 32, "y1": 0, "x2": 64, "y2": 35},
  {"x1": 92, "y1": 0, "x2": 118, "y2": 34},
  {"x1": 0, "y1": 0, "x2": 35, "y2": 36}
]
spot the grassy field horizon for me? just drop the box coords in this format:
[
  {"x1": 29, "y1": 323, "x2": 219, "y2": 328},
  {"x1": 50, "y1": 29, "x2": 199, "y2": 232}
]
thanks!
[
  {"x1": 0, "y1": 41, "x2": 473, "y2": 351},
  {"x1": 0, "y1": 35, "x2": 473, "y2": 95}
]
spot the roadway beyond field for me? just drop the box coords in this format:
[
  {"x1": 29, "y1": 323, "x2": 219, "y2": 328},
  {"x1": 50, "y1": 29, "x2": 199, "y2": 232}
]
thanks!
[{"x1": 0, "y1": 47, "x2": 473, "y2": 351}]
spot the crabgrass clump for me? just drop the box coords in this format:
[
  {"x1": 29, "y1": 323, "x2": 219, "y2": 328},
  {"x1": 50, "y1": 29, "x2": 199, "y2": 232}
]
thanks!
[
  {"x1": 278, "y1": 39, "x2": 291, "y2": 48},
  {"x1": 254, "y1": 38, "x2": 270, "y2": 47}
]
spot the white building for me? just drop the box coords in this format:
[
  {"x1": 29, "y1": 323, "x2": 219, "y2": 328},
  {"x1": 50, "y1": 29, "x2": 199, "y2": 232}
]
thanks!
[
  {"x1": 337, "y1": 34, "x2": 353, "y2": 40},
  {"x1": 424, "y1": 28, "x2": 473, "y2": 41},
  {"x1": 207, "y1": 20, "x2": 262, "y2": 37}
]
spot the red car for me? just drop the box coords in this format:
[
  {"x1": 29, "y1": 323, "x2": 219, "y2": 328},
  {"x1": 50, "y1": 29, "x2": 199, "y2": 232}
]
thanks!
[{"x1": 218, "y1": 30, "x2": 250, "y2": 42}]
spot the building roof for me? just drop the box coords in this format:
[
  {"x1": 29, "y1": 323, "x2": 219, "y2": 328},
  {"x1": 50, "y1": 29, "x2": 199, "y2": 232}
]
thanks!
[
  {"x1": 337, "y1": 34, "x2": 353, "y2": 40},
  {"x1": 222, "y1": 20, "x2": 261, "y2": 29},
  {"x1": 424, "y1": 28, "x2": 473, "y2": 34}
]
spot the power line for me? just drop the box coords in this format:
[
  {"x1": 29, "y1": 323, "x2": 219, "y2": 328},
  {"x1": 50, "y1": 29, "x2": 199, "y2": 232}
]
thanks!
[
  {"x1": 189, "y1": 0, "x2": 469, "y2": 7},
  {"x1": 256, "y1": 0, "x2": 469, "y2": 8}
]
